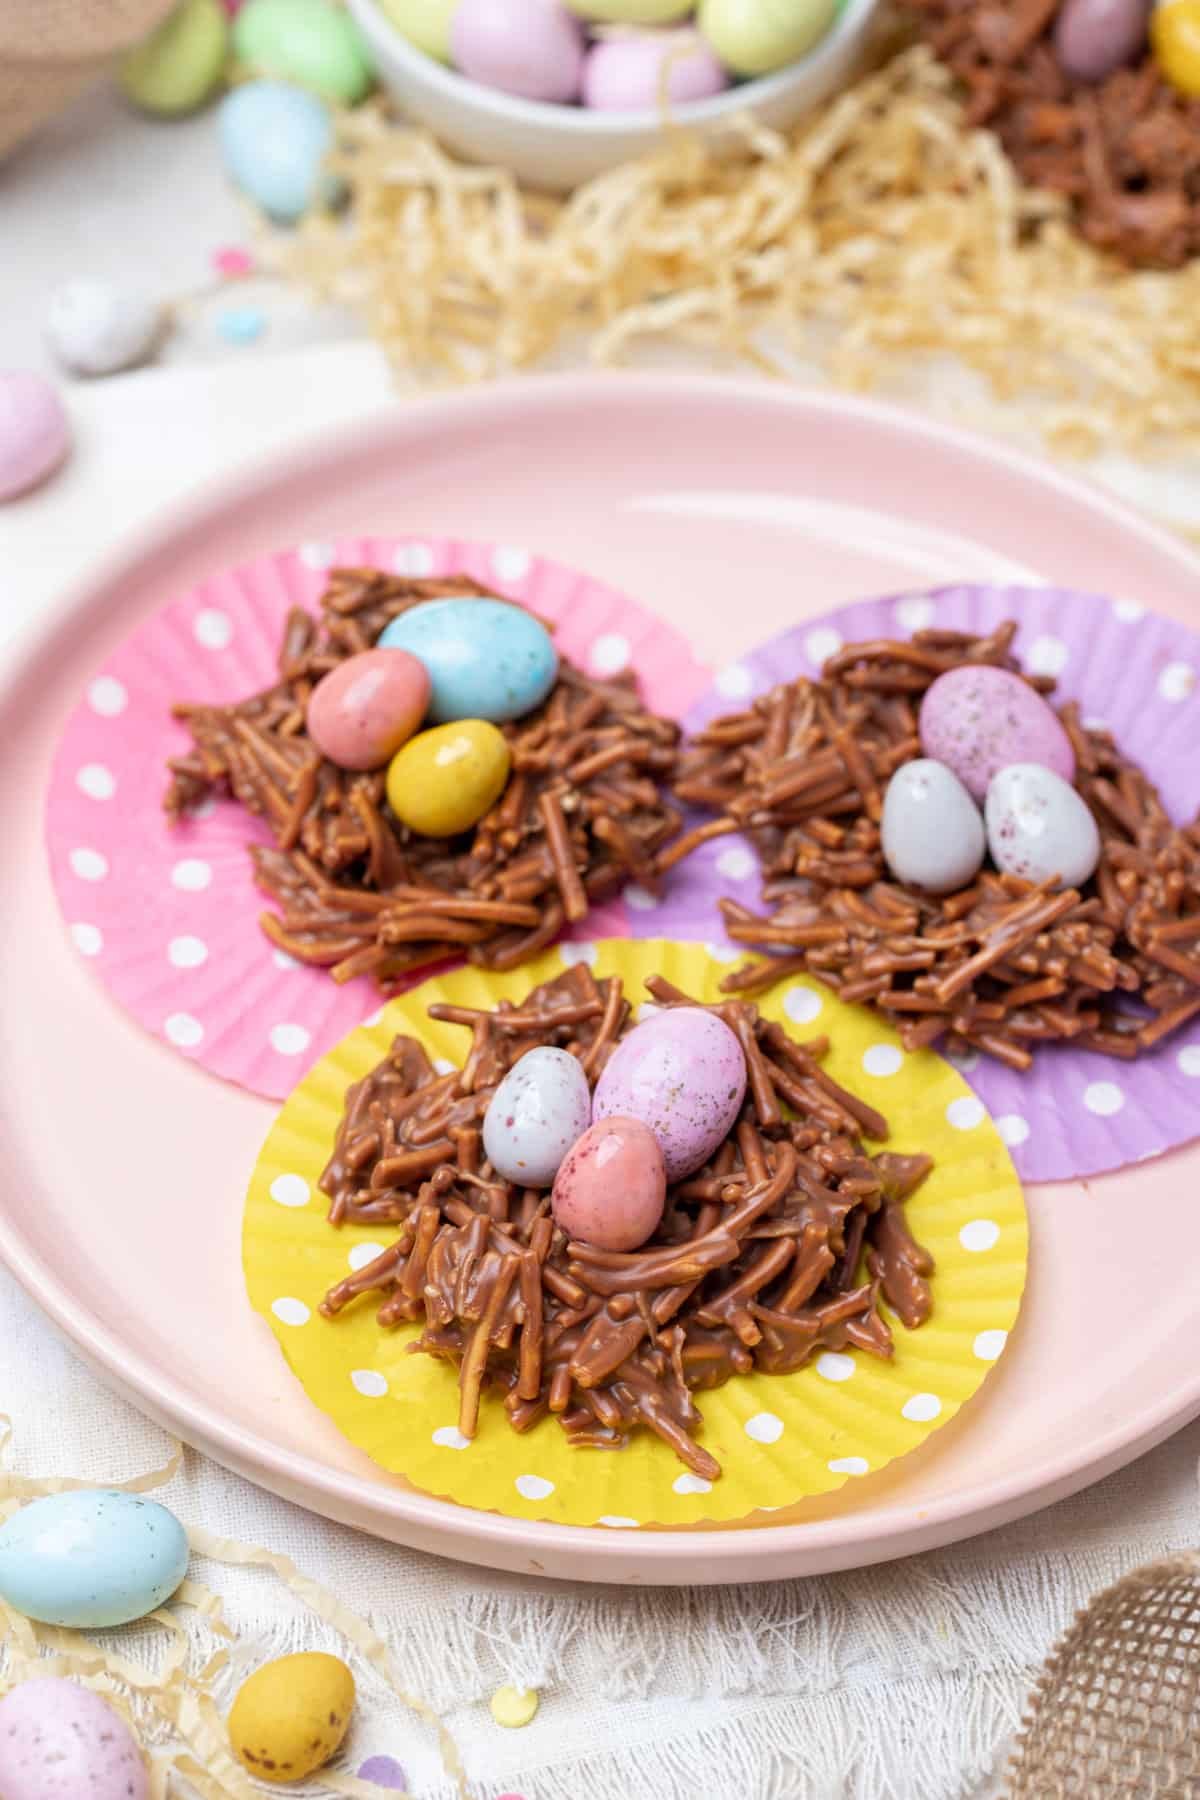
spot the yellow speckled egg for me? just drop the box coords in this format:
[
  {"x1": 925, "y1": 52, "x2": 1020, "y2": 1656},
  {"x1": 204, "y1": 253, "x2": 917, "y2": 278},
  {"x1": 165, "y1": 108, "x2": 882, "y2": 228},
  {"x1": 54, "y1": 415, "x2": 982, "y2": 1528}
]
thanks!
[
  {"x1": 376, "y1": 0, "x2": 457, "y2": 61},
  {"x1": 565, "y1": 0, "x2": 693, "y2": 23},
  {"x1": 1152, "y1": 0, "x2": 1200, "y2": 96},
  {"x1": 228, "y1": 1652, "x2": 355, "y2": 1785},
  {"x1": 698, "y1": 0, "x2": 838, "y2": 75},
  {"x1": 386, "y1": 718, "x2": 511, "y2": 837}
]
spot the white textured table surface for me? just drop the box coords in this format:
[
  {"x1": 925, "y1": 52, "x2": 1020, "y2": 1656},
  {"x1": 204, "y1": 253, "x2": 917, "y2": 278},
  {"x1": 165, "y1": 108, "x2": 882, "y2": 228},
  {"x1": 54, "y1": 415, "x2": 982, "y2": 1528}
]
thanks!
[{"x1": 5, "y1": 79, "x2": 1200, "y2": 1800}]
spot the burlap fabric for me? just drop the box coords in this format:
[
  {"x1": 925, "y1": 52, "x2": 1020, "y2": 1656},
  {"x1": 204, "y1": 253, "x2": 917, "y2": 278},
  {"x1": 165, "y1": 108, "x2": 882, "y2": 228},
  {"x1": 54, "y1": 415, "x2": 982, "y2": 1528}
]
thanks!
[
  {"x1": 1009, "y1": 1551, "x2": 1200, "y2": 1798},
  {"x1": 0, "y1": 0, "x2": 175, "y2": 159}
]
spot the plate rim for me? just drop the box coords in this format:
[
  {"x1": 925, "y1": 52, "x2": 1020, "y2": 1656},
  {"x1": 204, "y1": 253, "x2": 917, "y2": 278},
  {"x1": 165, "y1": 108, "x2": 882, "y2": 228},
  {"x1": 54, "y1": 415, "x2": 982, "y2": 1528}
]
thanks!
[{"x1": 7, "y1": 369, "x2": 1200, "y2": 1582}]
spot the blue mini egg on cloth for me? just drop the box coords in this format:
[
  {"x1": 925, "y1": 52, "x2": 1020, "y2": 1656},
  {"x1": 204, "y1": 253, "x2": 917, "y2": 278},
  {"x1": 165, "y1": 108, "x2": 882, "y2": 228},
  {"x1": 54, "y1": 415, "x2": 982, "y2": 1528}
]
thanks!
[
  {"x1": 377, "y1": 597, "x2": 559, "y2": 724},
  {"x1": 219, "y1": 79, "x2": 339, "y2": 223},
  {"x1": 0, "y1": 1489, "x2": 189, "y2": 1627}
]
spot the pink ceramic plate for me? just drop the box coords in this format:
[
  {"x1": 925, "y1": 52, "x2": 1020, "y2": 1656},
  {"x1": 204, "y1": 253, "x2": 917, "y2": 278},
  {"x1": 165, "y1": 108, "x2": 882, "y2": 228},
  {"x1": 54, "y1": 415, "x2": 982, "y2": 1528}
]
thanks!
[{"x1": 4, "y1": 373, "x2": 1200, "y2": 1585}]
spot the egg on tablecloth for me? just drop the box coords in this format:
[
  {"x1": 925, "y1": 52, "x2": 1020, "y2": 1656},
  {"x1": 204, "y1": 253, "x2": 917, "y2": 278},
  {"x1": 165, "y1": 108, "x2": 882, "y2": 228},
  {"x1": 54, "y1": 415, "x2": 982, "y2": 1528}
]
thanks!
[
  {"x1": 0, "y1": 1489, "x2": 189, "y2": 1627},
  {"x1": 0, "y1": 1680, "x2": 149, "y2": 1800}
]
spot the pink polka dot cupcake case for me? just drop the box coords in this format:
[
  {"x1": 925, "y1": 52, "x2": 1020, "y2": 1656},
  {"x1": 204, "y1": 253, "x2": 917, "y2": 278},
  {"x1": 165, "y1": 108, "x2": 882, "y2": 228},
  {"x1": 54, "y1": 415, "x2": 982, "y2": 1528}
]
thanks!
[
  {"x1": 629, "y1": 583, "x2": 1200, "y2": 1184},
  {"x1": 44, "y1": 536, "x2": 712, "y2": 1100}
]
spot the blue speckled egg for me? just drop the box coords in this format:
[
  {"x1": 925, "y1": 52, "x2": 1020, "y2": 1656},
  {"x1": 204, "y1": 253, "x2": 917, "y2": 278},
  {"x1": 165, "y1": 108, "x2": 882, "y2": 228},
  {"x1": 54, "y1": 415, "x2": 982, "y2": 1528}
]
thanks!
[
  {"x1": 0, "y1": 1489, "x2": 190, "y2": 1628},
  {"x1": 377, "y1": 598, "x2": 559, "y2": 724},
  {"x1": 218, "y1": 80, "x2": 338, "y2": 224}
]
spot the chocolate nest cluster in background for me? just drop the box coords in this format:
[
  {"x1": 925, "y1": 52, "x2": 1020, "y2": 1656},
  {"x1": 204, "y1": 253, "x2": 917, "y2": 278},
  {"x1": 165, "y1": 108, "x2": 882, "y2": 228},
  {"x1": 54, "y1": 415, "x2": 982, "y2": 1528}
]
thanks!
[
  {"x1": 319, "y1": 964, "x2": 935, "y2": 1480},
  {"x1": 907, "y1": 0, "x2": 1200, "y2": 267},
  {"x1": 164, "y1": 570, "x2": 683, "y2": 981},
  {"x1": 667, "y1": 622, "x2": 1200, "y2": 1070}
]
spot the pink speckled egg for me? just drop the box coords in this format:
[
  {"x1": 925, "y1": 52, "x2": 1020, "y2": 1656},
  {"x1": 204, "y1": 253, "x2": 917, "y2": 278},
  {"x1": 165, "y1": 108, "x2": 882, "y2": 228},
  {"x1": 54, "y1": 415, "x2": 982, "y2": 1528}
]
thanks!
[
  {"x1": 0, "y1": 1679, "x2": 149, "y2": 1800},
  {"x1": 582, "y1": 29, "x2": 729, "y2": 110},
  {"x1": 552, "y1": 1114, "x2": 666, "y2": 1250},
  {"x1": 450, "y1": 0, "x2": 585, "y2": 102},
  {"x1": 919, "y1": 664, "x2": 1075, "y2": 802},
  {"x1": 306, "y1": 648, "x2": 431, "y2": 770},
  {"x1": 0, "y1": 372, "x2": 70, "y2": 502},
  {"x1": 592, "y1": 1006, "x2": 747, "y2": 1180}
]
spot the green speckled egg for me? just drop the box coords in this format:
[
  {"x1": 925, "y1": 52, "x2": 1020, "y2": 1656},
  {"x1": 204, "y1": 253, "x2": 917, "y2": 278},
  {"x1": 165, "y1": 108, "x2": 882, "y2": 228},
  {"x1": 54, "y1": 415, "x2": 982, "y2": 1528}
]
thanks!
[
  {"x1": 698, "y1": 0, "x2": 838, "y2": 75},
  {"x1": 119, "y1": 0, "x2": 229, "y2": 115},
  {"x1": 233, "y1": 0, "x2": 374, "y2": 102},
  {"x1": 375, "y1": 0, "x2": 457, "y2": 62}
]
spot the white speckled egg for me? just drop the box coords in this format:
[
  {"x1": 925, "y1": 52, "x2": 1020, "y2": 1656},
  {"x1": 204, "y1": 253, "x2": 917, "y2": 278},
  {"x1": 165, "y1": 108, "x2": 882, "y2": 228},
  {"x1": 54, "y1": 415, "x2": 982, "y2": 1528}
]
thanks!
[
  {"x1": 985, "y1": 763, "x2": 1101, "y2": 889},
  {"x1": 0, "y1": 1680, "x2": 148, "y2": 1800},
  {"x1": 0, "y1": 1489, "x2": 189, "y2": 1628},
  {"x1": 881, "y1": 759, "x2": 985, "y2": 895},
  {"x1": 592, "y1": 1006, "x2": 747, "y2": 1180},
  {"x1": 483, "y1": 1047, "x2": 592, "y2": 1186},
  {"x1": 46, "y1": 280, "x2": 164, "y2": 378}
]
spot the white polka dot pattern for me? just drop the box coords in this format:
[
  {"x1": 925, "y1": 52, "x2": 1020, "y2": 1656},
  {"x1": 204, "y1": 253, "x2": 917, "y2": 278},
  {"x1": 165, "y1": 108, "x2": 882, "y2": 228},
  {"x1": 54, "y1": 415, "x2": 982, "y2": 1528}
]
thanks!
[
  {"x1": 744, "y1": 1412, "x2": 784, "y2": 1445},
  {"x1": 170, "y1": 858, "x2": 212, "y2": 892},
  {"x1": 828, "y1": 1456, "x2": 869, "y2": 1477},
  {"x1": 959, "y1": 1219, "x2": 1000, "y2": 1253},
  {"x1": 271, "y1": 1297, "x2": 310, "y2": 1326},
  {"x1": 1084, "y1": 1081, "x2": 1125, "y2": 1118},
  {"x1": 783, "y1": 986, "x2": 823, "y2": 1025},
  {"x1": 598, "y1": 1515, "x2": 639, "y2": 1528},
  {"x1": 515, "y1": 1474, "x2": 554, "y2": 1501},
  {"x1": 76, "y1": 764, "x2": 115, "y2": 800},
  {"x1": 492, "y1": 545, "x2": 531, "y2": 582},
  {"x1": 715, "y1": 663, "x2": 753, "y2": 699},
  {"x1": 69, "y1": 847, "x2": 108, "y2": 881},
  {"x1": 816, "y1": 1353, "x2": 854, "y2": 1383},
  {"x1": 558, "y1": 941, "x2": 598, "y2": 967},
  {"x1": 70, "y1": 922, "x2": 103, "y2": 957},
  {"x1": 1158, "y1": 661, "x2": 1195, "y2": 702},
  {"x1": 715, "y1": 845, "x2": 755, "y2": 882},
  {"x1": 351, "y1": 1370, "x2": 388, "y2": 1397},
  {"x1": 946, "y1": 1096, "x2": 986, "y2": 1131},
  {"x1": 902, "y1": 1393, "x2": 942, "y2": 1423},
  {"x1": 299, "y1": 541, "x2": 335, "y2": 570},
  {"x1": 804, "y1": 626, "x2": 843, "y2": 667},
  {"x1": 1027, "y1": 634, "x2": 1069, "y2": 676},
  {"x1": 590, "y1": 633, "x2": 632, "y2": 676},
  {"x1": 432, "y1": 1426, "x2": 471, "y2": 1450},
  {"x1": 672, "y1": 1472, "x2": 712, "y2": 1496},
  {"x1": 270, "y1": 1173, "x2": 310, "y2": 1209},
  {"x1": 862, "y1": 1044, "x2": 902, "y2": 1078},
  {"x1": 1177, "y1": 1046, "x2": 1200, "y2": 1077},
  {"x1": 973, "y1": 1330, "x2": 1007, "y2": 1362},
  {"x1": 348, "y1": 1241, "x2": 385, "y2": 1270},
  {"x1": 623, "y1": 883, "x2": 658, "y2": 912},
  {"x1": 168, "y1": 935, "x2": 208, "y2": 969},
  {"x1": 996, "y1": 1114, "x2": 1030, "y2": 1148},
  {"x1": 164, "y1": 1012, "x2": 203, "y2": 1048},
  {"x1": 392, "y1": 543, "x2": 434, "y2": 576},
  {"x1": 270, "y1": 1023, "x2": 311, "y2": 1057},
  {"x1": 87, "y1": 675, "x2": 127, "y2": 716},
  {"x1": 193, "y1": 608, "x2": 233, "y2": 649},
  {"x1": 895, "y1": 595, "x2": 936, "y2": 632}
]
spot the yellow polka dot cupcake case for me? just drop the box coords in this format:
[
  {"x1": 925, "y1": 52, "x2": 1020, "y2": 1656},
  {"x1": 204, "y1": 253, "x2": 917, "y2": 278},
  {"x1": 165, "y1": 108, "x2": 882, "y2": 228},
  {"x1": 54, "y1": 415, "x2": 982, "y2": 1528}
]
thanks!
[{"x1": 243, "y1": 940, "x2": 1027, "y2": 1528}]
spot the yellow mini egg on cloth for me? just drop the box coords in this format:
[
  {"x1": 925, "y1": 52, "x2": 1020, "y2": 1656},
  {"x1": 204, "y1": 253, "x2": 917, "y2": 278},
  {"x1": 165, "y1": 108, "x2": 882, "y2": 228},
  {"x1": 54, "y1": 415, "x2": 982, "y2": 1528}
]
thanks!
[
  {"x1": 386, "y1": 718, "x2": 511, "y2": 837},
  {"x1": 698, "y1": 0, "x2": 837, "y2": 74},
  {"x1": 229, "y1": 1652, "x2": 355, "y2": 1784}
]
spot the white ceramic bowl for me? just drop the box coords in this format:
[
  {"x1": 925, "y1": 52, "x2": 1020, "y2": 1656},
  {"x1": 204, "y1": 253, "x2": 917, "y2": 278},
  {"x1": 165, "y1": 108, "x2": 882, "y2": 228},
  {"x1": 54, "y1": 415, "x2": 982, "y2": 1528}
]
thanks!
[{"x1": 347, "y1": 0, "x2": 881, "y2": 190}]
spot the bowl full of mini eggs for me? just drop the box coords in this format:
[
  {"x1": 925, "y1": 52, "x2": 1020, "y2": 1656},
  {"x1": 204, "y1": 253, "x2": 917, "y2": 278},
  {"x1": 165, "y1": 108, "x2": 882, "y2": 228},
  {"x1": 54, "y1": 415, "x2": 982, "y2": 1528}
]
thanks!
[{"x1": 347, "y1": 0, "x2": 880, "y2": 188}]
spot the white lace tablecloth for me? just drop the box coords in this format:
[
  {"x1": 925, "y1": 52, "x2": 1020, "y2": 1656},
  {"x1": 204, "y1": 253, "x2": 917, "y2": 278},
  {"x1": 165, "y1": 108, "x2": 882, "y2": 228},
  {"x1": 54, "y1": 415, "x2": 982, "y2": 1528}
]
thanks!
[{"x1": 5, "y1": 86, "x2": 1200, "y2": 1800}]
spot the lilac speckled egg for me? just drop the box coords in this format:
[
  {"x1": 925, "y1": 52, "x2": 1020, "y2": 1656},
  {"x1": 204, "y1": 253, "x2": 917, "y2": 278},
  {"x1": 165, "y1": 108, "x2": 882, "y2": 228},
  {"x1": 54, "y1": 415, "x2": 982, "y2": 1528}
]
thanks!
[
  {"x1": 552, "y1": 1115, "x2": 666, "y2": 1249},
  {"x1": 306, "y1": 648, "x2": 431, "y2": 770},
  {"x1": 985, "y1": 763, "x2": 1101, "y2": 889},
  {"x1": 0, "y1": 1679, "x2": 149, "y2": 1800},
  {"x1": 0, "y1": 372, "x2": 70, "y2": 502},
  {"x1": 1055, "y1": 0, "x2": 1150, "y2": 82},
  {"x1": 483, "y1": 1046, "x2": 592, "y2": 1186},
  {"x1": 582, "y1": 29, "x2": 729, "y2": 110},
  {"x1": 919, "y1": 665, "x2": 1075, "y2": 802},
  {"x1": 450, "y1": 0, "x2": 585, "y2": 102},
  {"x1": 593, "y1": 1006, "x2": 747, "y2": 1180}
]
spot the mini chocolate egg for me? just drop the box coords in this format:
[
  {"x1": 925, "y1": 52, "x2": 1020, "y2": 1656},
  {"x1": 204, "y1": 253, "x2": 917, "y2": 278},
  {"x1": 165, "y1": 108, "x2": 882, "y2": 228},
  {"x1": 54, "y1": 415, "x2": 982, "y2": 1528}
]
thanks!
[
  {"x1": 0, "y1": 372, "x2": 70, "y2": 502},
  {"x1": 0, "y1": 1679, "x2": 149, "y2": 1800},
  {"x1": 219, "y1": 80, "x2": 338, "y2": 223},
  {"x1": 697, "y1": 0, "x2": 837, "y2": 75},
  {"x1": 1152, "y1": 0, "x2": 1200, "y2": 96},
  {"x1": 0, "y1": 1489, "x2": 189, "y2": 1628},
  {"x1": 119, "y1": 0, "x2": 229, "y2": 114},
  {"x1": 376, "y1": 0, "x2": 456, "y2": 60},
  {"x1": 919, "y1": 664, "x2": 1075, "y2": 802},
  {"x1": 229, "y1": 1652, "x2": 355, "y2": 1784},
  {"x1": 386, "y1": 718, "x2": 511, "y2": 836},
  {"x1": 582, "y1": 28, "x2": 729, "y2": 110},
  {"x1": 483, "y1": 1046, "x2": 592, "y2": 1186},
  {"x1": 306, "y1": 648, "x2": 431, "y2": 770},
  {"x1": 566, "y1": 0, "x2": 694, "y2": 21},
  {"x1": 1054, "y1": 0, "x2": 1150, "y2": 82},
  {"x1": 450, "y1": 0, "x2": 586, "y2": 102},
  {"x1": 233, "y1": 0, "x2": 374, "y2": 103},
  {"x1": 881, "y1": 758, "x2": 985, "y2": 896},
  {"x1": 552, "y1": 1115, "x2": 666, "y2": 1250},
  {"x1": 377, "y1": 597, "x2": 558, "y2": 724},
  {"x1": 985, "y1": 763, "x2": 1101, "y2": 889},
  {"x1": 46, "y1": 279, "x2": 164, "y2": 378},
  {"x1": 593, "y1": 1006, "x2": 747, "y2": 1180}
]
